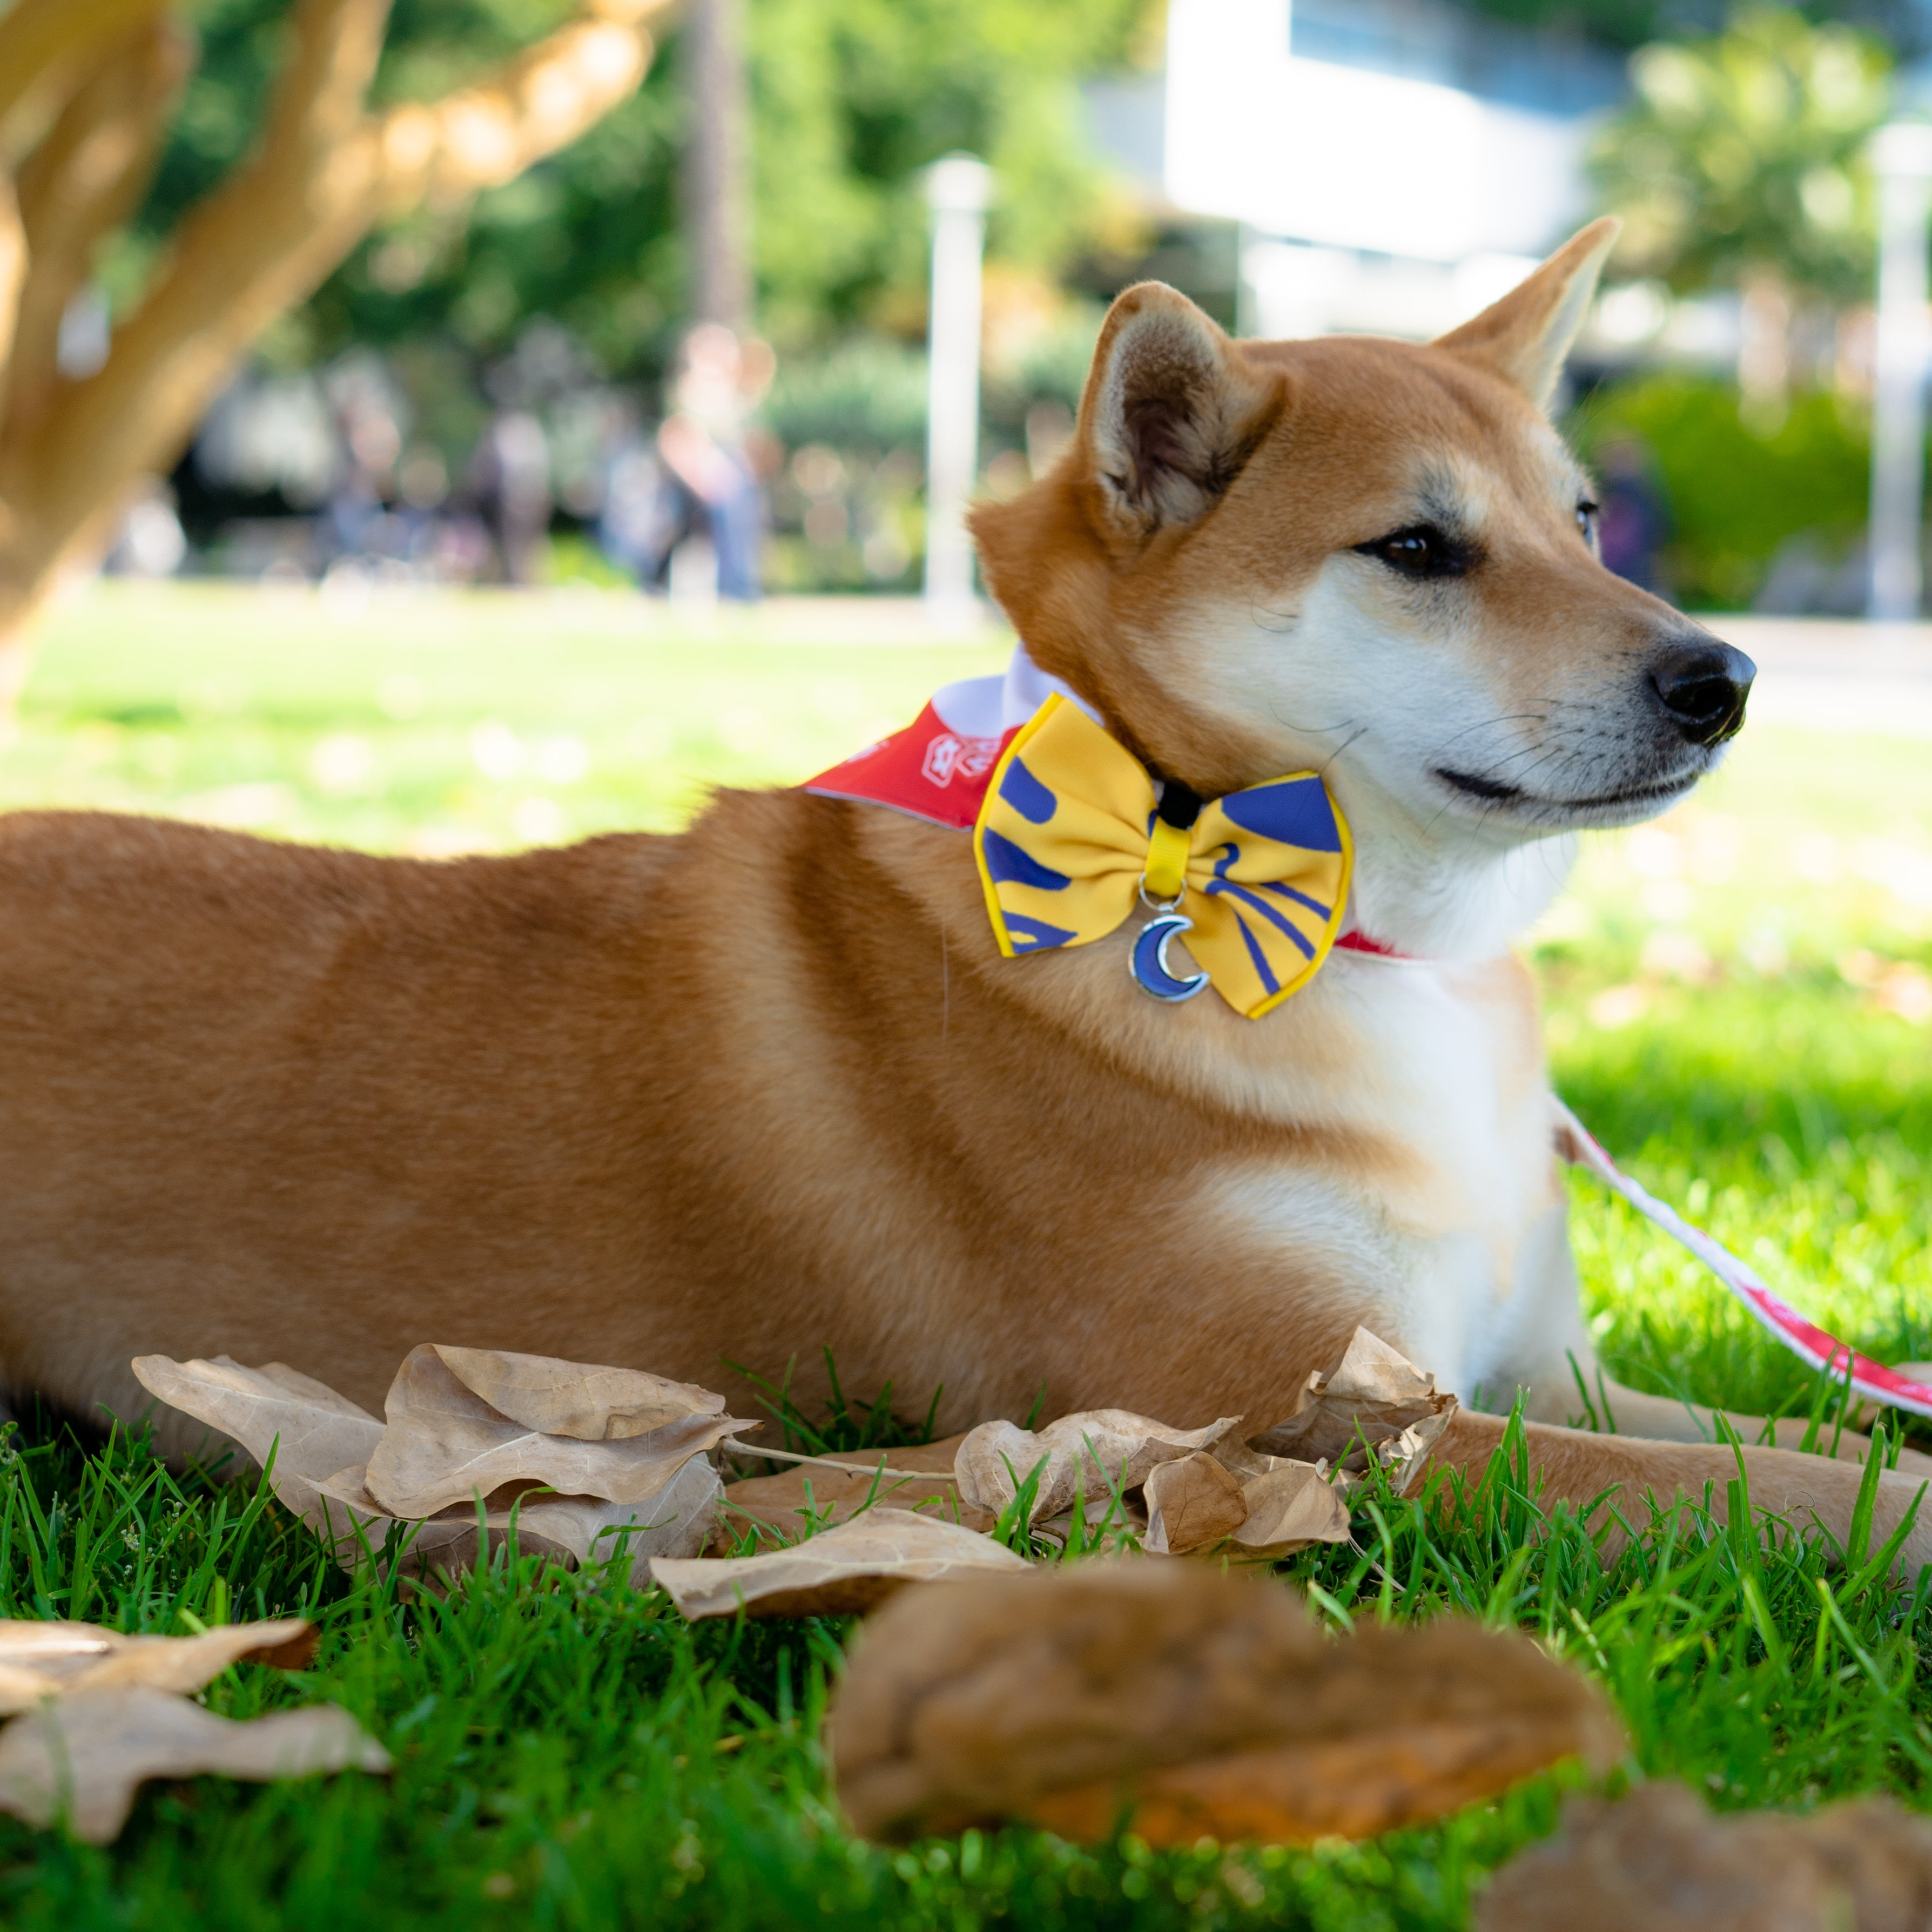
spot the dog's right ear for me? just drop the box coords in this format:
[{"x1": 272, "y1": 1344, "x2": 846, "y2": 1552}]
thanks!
[{"x1": 1078, "y1": 283, "x2": 1280, "y2": 547}]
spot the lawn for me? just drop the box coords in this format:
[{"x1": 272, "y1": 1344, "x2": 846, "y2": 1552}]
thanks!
[{"x1": 4, "y1": 580, "x2": 1932, "y2": 1929}]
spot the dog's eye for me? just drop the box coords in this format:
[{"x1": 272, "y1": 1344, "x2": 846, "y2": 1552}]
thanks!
[
  {"x1": 1354, "y1": 524, "x2": 1467, "y2": 578},
  {"x1": 1577, "y1": 500, "x2": 1599, "y2": 546}
]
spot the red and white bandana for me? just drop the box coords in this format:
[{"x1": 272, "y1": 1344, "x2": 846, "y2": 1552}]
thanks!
[{"x1": 803, "y1": 646, "x2": 1098, "y2": 830}]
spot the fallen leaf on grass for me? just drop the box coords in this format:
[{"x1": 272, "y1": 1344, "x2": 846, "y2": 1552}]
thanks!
[
  {"x1": 1477, "y1": 1781, "x2": 1932, "y2": 1932},
  {"x1": 652, "y1": 1512, "x2": 1028, "y2": 1620},
  {"x1": 130, "y1": 1355, "x2": 385, "y2": 1530},
  {"x1": 309, "y1": 1439, "x2": 723, "y2": 1583},
  {"x1": 0, "y1": 1618, "x2": 315, "y2": 1714},
  {"x1": 1142, "y1": 1453, "x2": 1248, "y2": 1556},
  {"x1": 716, "y1": 1435, "x2": 992, "y2": 1549},
  {"x1": 0, "y1": 1687, "x2": 389, "y2": 1843},
  {"x1": 363, "y1": 1345, "x2": 756, "y2": 1517},
  {"x1": 1251, "y1": 1327, "x2": 1458, "y2": 1493},
  {"x1": 499, "y1": 1458, "x2": 725, "y2": 1569},
  {"x1": 1227, "y1": 1462, "x2": 1352, "y2": 1556},
  {"x1": 945, "y1": 1330, "x2": 1449, "y2": 1556},
  {"x1": 829, "y1": 1560, "x2": 1620, "y2": 1843},
  {"x1": 1028, "y1": 1493, "x2": 1150, "y2": 1552},
  {"x1": 426, "y1": 1348, "x2": 725, "y2": 1440},
  {"x1": 134, "y1": 1347, "x2": 750, "y2": 1583},
  {"x1": 954, "y1": 1411, "x2": 1245, "y2": 1524}
]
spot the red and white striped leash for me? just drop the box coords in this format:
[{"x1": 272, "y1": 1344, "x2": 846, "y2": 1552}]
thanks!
[{"x1": 1554, "y1": 1100, "x2": 1932, "y2": 1421}]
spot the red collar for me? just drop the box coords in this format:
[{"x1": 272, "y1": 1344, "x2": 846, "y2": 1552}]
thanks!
[{"x1": 1333, "y1": 931, "x2": 1414, "y2": 959}]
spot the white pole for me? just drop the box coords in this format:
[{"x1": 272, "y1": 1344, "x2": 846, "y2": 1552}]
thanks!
[
  {"x1": 924, "y1": 153, "x2": 992, "y2": 624},
  {"x1": 1868, "y1": 122, "x2": 1932, "y2": 624}
]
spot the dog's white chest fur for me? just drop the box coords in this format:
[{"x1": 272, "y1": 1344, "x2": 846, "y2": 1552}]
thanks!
[{"x1": 1202, "y1": 950, "x2": 1585, "y2": 1409}]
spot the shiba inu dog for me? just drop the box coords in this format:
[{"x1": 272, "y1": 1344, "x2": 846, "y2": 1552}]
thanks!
[{"x1": 1, "y1": 218, "x2": 1926, "y2": 1561}]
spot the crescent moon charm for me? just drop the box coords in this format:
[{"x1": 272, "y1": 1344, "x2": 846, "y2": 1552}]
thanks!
[{"x1": 1131, "y1": 914, "x2": 1210, "y2": 1002}]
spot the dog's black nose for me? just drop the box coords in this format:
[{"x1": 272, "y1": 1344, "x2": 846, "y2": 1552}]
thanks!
[{"x1": 1647, "y1": 638, "x2": 1755, "y2": 747}]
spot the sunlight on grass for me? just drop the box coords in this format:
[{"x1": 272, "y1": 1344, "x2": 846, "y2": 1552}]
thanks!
[{"x1": 6, "y1": 581, "x2": 1005, "y2": 853}]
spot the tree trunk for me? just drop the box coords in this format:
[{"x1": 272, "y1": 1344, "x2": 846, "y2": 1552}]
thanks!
[
  {"x1": 0, "y1": 0, "x2": 663, "y2": 708},
  {"x1": 680, "y1": 0, "x2": 750, "y2": 332}
]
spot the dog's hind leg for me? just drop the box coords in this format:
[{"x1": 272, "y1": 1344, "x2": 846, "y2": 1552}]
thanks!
[
  {"x1": 1433, "y1": 1409, "x2": 1932, "y2": 1573},
  {"x1": 1493, "y1": 1293, "x2": 1932, "y2": 1482},
  {"x1": 1537, "y1": 1371, "x2": 1932, "y2": 1480}
]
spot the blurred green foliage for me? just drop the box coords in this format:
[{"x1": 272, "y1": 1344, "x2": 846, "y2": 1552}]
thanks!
[
  {"x1": 745, "y1": 0, "x2": 1147, "y2": 345},
  {"x1": 1587, "y1": 5, "x2": 1893, "y2": 301},
  {"x1": 1572, "y1": 373, "x2": 1872, "y2": 606},
  {"x1": 145, "y1": 0, "x2": 1147, "y2": 380},
  {"x1": 1455, "y1": 0, "x2": 1926, "y2": 56},
  {"x1": 1458, "y1": 0, "x2": 1708, "y2": 44},
  {"x1": 759, "y1": 340, "x2": 932, "y2": 452},
  {"x1": 127, "y1": 0, "x2": 1932, "y2": 389}
]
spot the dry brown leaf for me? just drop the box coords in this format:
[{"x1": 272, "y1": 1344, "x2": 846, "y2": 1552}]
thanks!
[
  {"x1": 829, "y1": 1560, "x2": 1621, "y2": 1844},
  {"x1": 1476, "y1": 1782, "x2": 1932, "y2": 1932},
  {"x1": 715, "y1": 1435, "x2": 992, "y2": 1549},
  {"x1": 309, "y1": 1446, "x2": 722, "y2": 1584},
  {"x1": 362, "y1": 1344, "x2": 756, "y2": 1518},
  {"x1": 651, "y1": 1512, "x2": 1028, "y2": 1620},
  {"x1": 1250, "y1": 1328, "x2": 1458, "y2": 1493},
  {"x1": 1028, "y1": 1495, "x2": 1148, "y2": 1552},
  {"x1": 510, "y1": 1458, "x2": 724, "y2": 1571},
  {"x1": 0, "y1": 1618, "x2": 315, "y2": 1715},
  {"x1": 1231, "y1": 1462, "x2": 1353, "y2": 1555},
  {"x1": 1027, "y1": 1712, "x2": 1587, "y2": 1846},
  {"x1": 954, "y1": 1410, "x2": 1245, "y2": 1525},
  {"x1": 1142, "y1": 1453, "x2": 1248, "y2": 1556},
  {"x1": 428, "y1": 1345, "x2": 724, "y2": 1440},
  {"x1": 1798, "y1": 1797, "x2": 1932, "y2": 1932},
  {"x1": 130, "y1": 1355, "x2": 385, "y2": 1532},
  {"x1": 136, "y1": 1348, "x2": 731, "y2": 1583},
  {"x1": 1364, "y1": 1404, "x2": 1460, "y2": 1499},
  {"x1": 0, "y1": 1687, "x2": 390, "y2": 1843},
  {"x1": 1213, "y1": 1439, "x2": 1299, "y2": 1481}
]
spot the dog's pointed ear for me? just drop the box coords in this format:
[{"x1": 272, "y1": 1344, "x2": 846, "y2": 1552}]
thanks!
[
  {"x1": 1433, "y1": 218, "x2": 1620, "y2": 411},
  {"x1": 1078, "y1": 282, "x2": 1281, "y2": 543}
]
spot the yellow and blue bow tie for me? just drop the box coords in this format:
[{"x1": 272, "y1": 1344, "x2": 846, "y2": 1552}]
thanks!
[{"x1": 972, "y1": 695, "x2": 1353, "y2": 1019}]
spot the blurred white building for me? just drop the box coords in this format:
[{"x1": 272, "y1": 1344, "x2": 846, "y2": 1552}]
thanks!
[{"x1": 1087, "y1": 0, "x2": 1627, "y2": 341}]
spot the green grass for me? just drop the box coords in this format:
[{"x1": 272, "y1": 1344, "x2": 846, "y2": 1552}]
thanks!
[
  {"x1": 5, "y1": 581, "x2": 1932, "y2": 1928},
  {"x1": 4, "y1": 581, "x2": 1006, "y2": 852}
]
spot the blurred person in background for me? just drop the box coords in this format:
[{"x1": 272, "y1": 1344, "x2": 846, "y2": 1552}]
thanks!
[
  {"x1": 1594, "y1": 433, "x2": 1670, "y2": 595},
  {"x1": 322, "y1": 365, "x2": 405, "y2": 567},
  {"x1": 104, "y1": 478, "x2": 188, "y2": 580},
  {"x1": 470, "y1": 410, "x2": 554, "y2": 586},
  {"x1": 597, "y1": 435, "x2": 678, "y2": 584},
  {"x1": 654, "y1": 322, "x2": 775, "y2": 601}
]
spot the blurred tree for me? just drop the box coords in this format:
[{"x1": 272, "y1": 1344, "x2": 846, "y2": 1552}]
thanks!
[
  {"x1": 1451, "y1": 0, "x2": 1694, "y2": 44},
  {"x1": 137, "y1": 0, "x2": 1147, "y2": 375},
  {"x1": 1450, "y1": 0, "x2": 1925, "y2": 56},
  {"x1": 682, "y1": 0, "x2": 749, "y2": 329},
  {"x1": 1571, "y1": 371, "x2": 1871, "y2": 605},
  {"x1": 746, "y1": 0, "x2": 1147, "y2": 345},
  {"x1": 0, "y1": 0, "x2": 659, "y2": 692},
  {"x1": 1587, "y1": 6, "x2": 1893, "y2": 409},
  {"x1": 131, "y1": 1, "x2": 690, "y2": 386}
]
